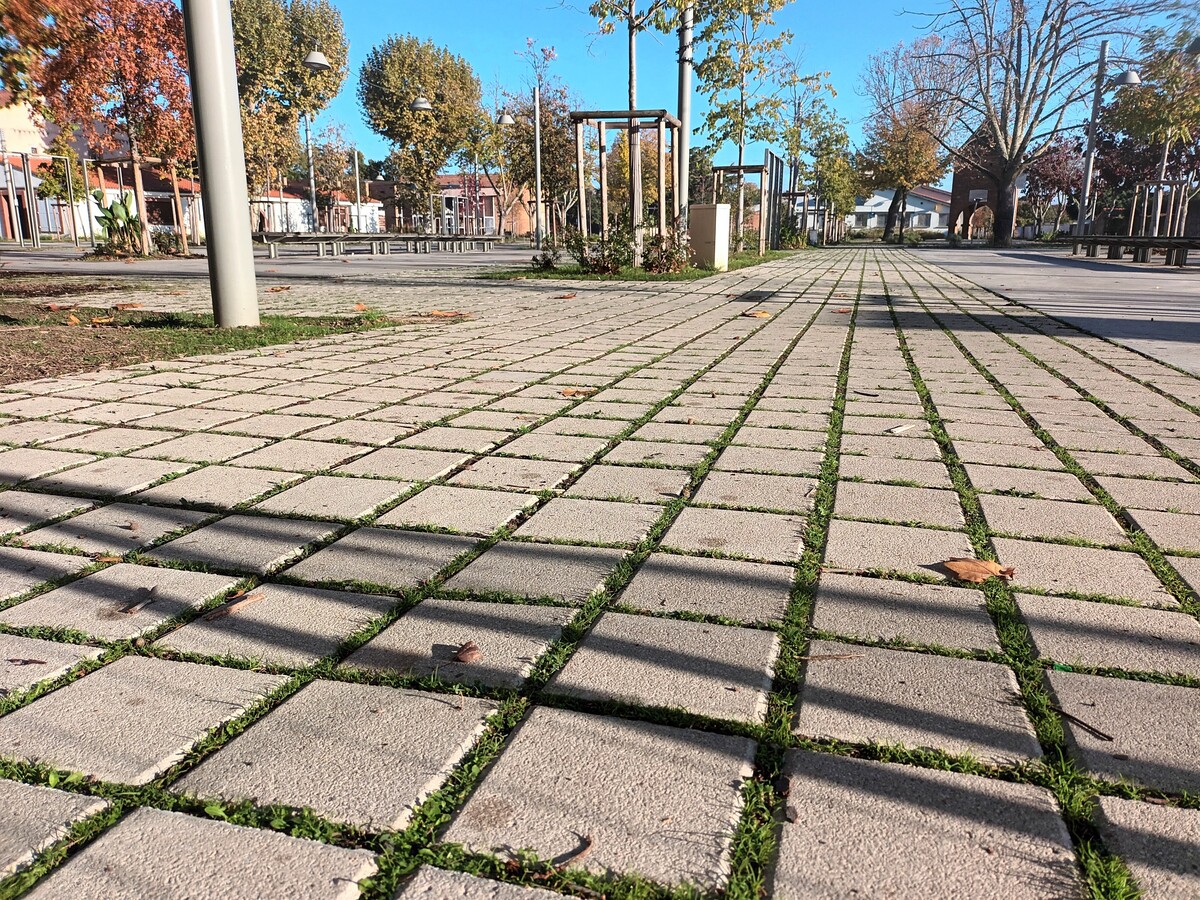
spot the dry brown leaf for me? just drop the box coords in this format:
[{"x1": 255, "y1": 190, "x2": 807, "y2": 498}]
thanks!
[
  {"x1": 554, "y1": 292, "x2": 577, "y2": 299},
  {"x1": 429, "y1": 309, "x2": 466, "y2": 318},
  {"x1": 553, "y1": 834, "x2": 594, "y2": 870},
  {"x1": 94, "y1": 555, "x2": 121, "y2": 563},
  {"x1": 686, "y1": 417, "x2": 695, "y2": 425},
  {"x1": 117, "y1": 520, "x2": 141, "y2": 533},
  {"x1": 5, "y1": 658, "x2": 47, "y2": 666},
  {"x1": 560, "y1": 388, "x2": 594, "y2": 398},
  {"x1": 66, "y1": 313, "x2": 80, "y2": 326},
  {"x1": 741, "y1": 310, "x2": 771, "y2": 318},
  {"x1": 353, "y1": 302, "x2": 369, "y2": 311},
  {"x1": 942, "y1": 558, "x2": 1016, "y2": 583},
  {"x1": 451, "y1": 640, "x2": 483, "y2": 663},
  {"x1": 834, "y1": 307, "x2": 852, "y2": 314},
  {"x1": 113, "y1": 302, "x2": 143, "y2": 310},
  {"x1": 265, "y1": 285, "x2": 291, "y2": 293},
  {"x1": 119, "y1": 586, "x2": 158, "y2": 615},
  {"x1": 90, "y1": 316, "x2": 115, "y2": 325},
  {"x1": 204, "y1": 591, "x2": 266, "y2": 620},
  {"x1": 44, "y1": 303, "x2": 78, "y2": 312}
]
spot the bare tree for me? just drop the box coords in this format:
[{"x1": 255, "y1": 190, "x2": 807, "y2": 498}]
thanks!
[{"x1": 912, "y1": 0, "x2": 1173, "y2": 246}]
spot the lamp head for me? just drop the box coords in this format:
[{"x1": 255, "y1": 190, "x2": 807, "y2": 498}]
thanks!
[
  {"x1": 409, "y1": 96, "x2": 433, "y2": 112},
  {"x1": 1113, "y1": 69, "x2": 1141, "y2": 86},
  {"x1": 496, "y1": 111, "x2": 516, "y2": 126},
  {"x1": 302, "y1": 49, "x2": 332, "y2": 72}
]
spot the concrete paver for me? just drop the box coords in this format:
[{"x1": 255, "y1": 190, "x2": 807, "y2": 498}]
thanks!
[
  {"x1": 513, "y1": 497, "x2": 660, "y2": 546},
  {"x1": 21, "y1": 502, "x2": 210, "y2": 554},
  {"x1": 1126, "y1": 509, "x2": 1200, "y2": 554},
  {"x1": 0, "y1": 656, "x2": 285, "y2": 784},
  {"x1": 617, "y1": 552, "x2": 794, "y2": 621},
  {"x1": 771, "y1": 751, "x2": 1077, "y2": 898},
  {"x1": 23, "y1": 807, "x2": 376, "y2": 899},
  {"x1": 395, "y1": 866, "x2": 563, "y2": 899},
  {"x1": 175, "y1": 680, "x2": 497, "y2": 830},
  {"x1": 251, "y1": 475, "x2": 411, "y2": 520},
  {"x1": 0, "y1": 546, "x2": 91, "y2": 600},
  {"x1": 0, "y1": 634, "x2": 102, "y2": 696},
  {"x1": 823, "y1": 519, "x2": 973, "y2": 580},
  {"x1": 375, "y1": 486, "x2": 535, "y2": 535},
  {"x1": 443, "y1": 706, "x2": 754, "y2": 889},
  {"x1": 284, "y1": 527, "x2": 476, "y2": 589},
  {"x1": 662, "y1": 507, "x2": 805, "y2": 562},
  {"x1": 0, "y1": 491, "x2": 94, "y2": 536},
  {"x1": 443, "y1": 542, "x2": 625, "y2": 603},
  {"x1": 981, "y1": 494, "x2": 1127, "y2": 544},
  {"x1": 564, "y1": 463, "x2": 690, "y2": 503},
  {"x1": 991, "y1": 537, "x2": 1175, "y2": 606},
  {"x1": 0, "y1": 780, "x2": 107, "y2": 877},
  {"x1": 133, "y1": 464, "x2": 305, "y2": 508},
  {"x1": 834, "y1": 481, "x2": 964, "y2": 529},
  {"x1": 150, "y1": 514, "x2": 338, "y2": 574},
  {"x1": 1095, "y1": 797, "x2": 1200, "y2": 898}
]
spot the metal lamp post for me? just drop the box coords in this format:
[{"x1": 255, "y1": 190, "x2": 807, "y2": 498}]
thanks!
[
  {"x1": 1076, "y1": 40, "x2": 1140, "y2": 237},
  {"x1": 301, "y1": 49, "x2": 331, "y2": 234},
  {"x1": 495, "y1": 100, "x2": 542, "y2": 249}
]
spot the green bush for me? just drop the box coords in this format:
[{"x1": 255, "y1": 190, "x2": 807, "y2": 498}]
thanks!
[
  {"x1": 564, "y1": 222, "x2": 635, "y2": 274},
  {"x1": 902, "y1": 231, "x2": 923, "y2": 247},
  {"x1": 642, "y1": 222, "x2": 690, "y2": 274},
  {"x1": 530, "y1": 237, "x2": 561, "y2": 271},
  {"x1": 93, "y1": 190, "x2": 143, "y2": 255}
]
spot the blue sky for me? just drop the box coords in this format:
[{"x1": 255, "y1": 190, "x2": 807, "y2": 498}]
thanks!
[{"x1": 315, "y1": 0, "x2": 934, "y2": 166}]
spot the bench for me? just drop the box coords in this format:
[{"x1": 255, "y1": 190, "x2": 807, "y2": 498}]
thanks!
[
  {"x1": 1072, "y1": 235, "x2": 1200, "y2": 267},
  {"x1": 254, "y1": 232, "x2": 501, "y2": 259}
]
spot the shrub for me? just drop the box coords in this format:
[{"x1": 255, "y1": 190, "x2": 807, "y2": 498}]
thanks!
[
  {"x1": 642, "y1": 222, "x2": 690, "y2": 274},
  {"x1": 902, "y1": 231, "x2": 923, "y2": 247},
  {"x1": 564, "y1": 222, "x2": 635, "y2": 274},
  {"x1": 93, "y1": 190, "x2": 143, "y2": 255},
  {"x1": 947, "y1": 231, "x2": 963, "y2": 247},
  {"x1": 530, "y1": 237, "x2": 561, "y2": 271}
]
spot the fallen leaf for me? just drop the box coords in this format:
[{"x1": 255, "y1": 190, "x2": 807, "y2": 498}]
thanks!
[
  {"x1": 554, "y1": 292, "x2": 577, "y2": 299},
  {"x1": 265, "y1": 285, "x2": 291, "y2": 293},
  {"x1": 686, "y1": 417, "x2": 695, "y2": 425},
  {"x1": 94, "y1": 555, "x2": 121, "y2": 563},
  {"x1": 552, "y1": 835, "x2": 594, "y2": 870},
  {"x1": 941, "y1": 558, "x2": 1015, "y2": 583},
  {"x1": 561, "y1": 388, "x2": 594, "y2": 398},
  {"x1": 66, "y1": 313, "x2": 80, "y2": 326},
  {"x1": 428, "y1": 309, "x2": 466, "y2": 318},
  {"x1": 204, "y1": 591, "x2": 266, "y2": 620},
  {"x1": 90, "y1": 316, "x2": 115, "y2": 324},
  {"x1": 119, "y1": 586, "x2": 158, "y2": 615},
  {"x1": 834, "y1": 307, "x2": 852, "y2": 314},
  {"x1": 113, "y1": 302, "x2": 142, "y2": 310},
  {"x1": 44, "y1": 303, "x2": 77, "y2": 312},
  {"x1": 451, "y1": 640, "x2": 483, "y2": 663},
  {"x1": 5, "y1": 658, "x2": 47, "y2": 666},
  {"x1": 117, "y1": 520, "x2": 141, "y2": 533},
  {"x1": 741, "y1": 310, "x2": 771, "y2": 318},
  {"x1": 353, "y1": 302, "x2": 369, "y2": 311}
]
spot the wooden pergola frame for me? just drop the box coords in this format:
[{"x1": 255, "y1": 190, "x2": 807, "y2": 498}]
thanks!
[
  {"x1": 569, "y1": 109, "x2": 681, "y2": 242},
  {"x1": 709, "y1": 149, "x2": 785, "y2": 255}
]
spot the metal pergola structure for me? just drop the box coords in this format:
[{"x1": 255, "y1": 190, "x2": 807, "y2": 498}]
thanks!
[
  {"x1": 568, "y1": 109, "x2": 682, "y2": 252},
  {"x1": 710, "y1": 149, "x2": 786, "y2": 254}
]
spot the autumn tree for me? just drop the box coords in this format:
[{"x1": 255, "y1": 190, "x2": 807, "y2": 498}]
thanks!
[
  {"x1": 0, "y1": 0, "x2": 91, "y2": 101},
  {"x1": 774, "y1": 53, "x2": 836, "y2": 226},
  {"x1": 607, "y1": 128, "x2": 668, "y2": 215},
  {"x1": 1021, "y1": 135, "x2": 1082, "y2": 233},
  {"x1": 695, "y1": 0, "x2": 792, "y2": 249},
  {"x1": 360, "y1": 35, "x2": 483, "y2": 199},
  {"x1": 34, "y1": 0, "x2": 193, "y2": 254},
  {"x1": 914, "y1": 0, "x2": 1174, "y2": 247}
]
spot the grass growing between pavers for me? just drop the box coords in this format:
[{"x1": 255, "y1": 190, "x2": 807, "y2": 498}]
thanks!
[
  {"x1": 479, "y1": 249, "x2": 799, "y2": 281},
  {"x1": 0, "y1": 302, "x2": 422, "y2": 387}
]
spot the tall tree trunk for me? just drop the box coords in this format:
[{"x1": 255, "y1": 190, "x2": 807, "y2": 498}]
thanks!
[
  {"x1": 992, "y1": 177, "x2": 1018, "y2": 248},
  {"x1": 735, "y1": 138, "x2": 745, "y2": 253},
  {"x1": 128, "y1": 137, "x2": 152, "y2": 255},
  {"x1": 628, "y1": 6, "x2": 643, "y2": 264},
  {"x1": 883, "y1": 189, "x2": 903, "y2": 240},
  {"x1": 169, "y1": 164, "x2": 189, "y2": 255}
]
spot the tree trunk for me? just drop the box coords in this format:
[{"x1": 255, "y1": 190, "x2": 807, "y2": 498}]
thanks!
[
  {"x1": 735, "y1": 139, "x2": 745, "y2": 253},
  {"x1": 169, "y1": 164, "x2": 190, "y2": 255},
  {"x1": 128, "y1": 137, "x2": 152, "y2": 255},
  {"x1": 991, "y1": 177, "x2": 1018, "y2": 248},
  {"x1": 896, "y1": 188, "x2": 908, "y2": 240},
  {"x1": 628, "y1": 8, "x2": 643, "y2": 264},
  {"x1": 883, "y1": 188, "x2": 903, "y2": 240}
]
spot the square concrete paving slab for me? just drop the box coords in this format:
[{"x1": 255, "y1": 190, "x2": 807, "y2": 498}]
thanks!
[
  {"x1": 564, "y1": 464, "x2": 691, "y2": 503},
  {"x1": 0, "y1": 491, "x2": 94, "y2": 536},
  {"x1": 129, "y1": 433, "x2": 270, "y2": 463},
  {"x1": 150, "y1": 515, "x2": 337, "y2": 575},
  {"x1": 770, "y1": 751, "x2": 1077, "y2": 899},
  {"x1": 0, "y1": 656, "x2": 285, "y2": 784},
  {"x1": 21, "y1": 503, "x2": 210, "y2": 554},
  {"x1": 160, "y1": 582, "x2": 395, "y2": 668},
  {"x1": 343, "y1": 598, "x2": 574, "y2": 689},
  {"x1": 513, "y1": 498, "x2": 661, "y2": 546},
  {"x1": 0, "y1": 563, "x2": 239, "y2": 641},
  {"x1": 284, "y1": 527, "x2": 476, "y2": 590},
  {"x1": 0, "y1": 449, "x2": 96, "y2": 486},
  {"x1": 1127, "y1": 509, "x2": 1200, "y2": 554},
  {"x1": 605, "y1": 439, "x2": 710, "y2": 468},
  {"x1": 840, "y1": 433, "x2": 941, "y2": 461},
  {"x1": 0, "y1": 421, "x2": 95, "y2": 447},
  {"x1": 965, "y1": 464, "x2": 1093, "y2": 502},
  {"x1": 443, "y1": 542, "x2": 625, "y2": 603},
  {"x1": 734, "y1": 426, "x2": 827, "y2": 452},
  {"x1": 227, "y1": 439, "x2": 370, "y2": 473},
  {"x1": 991, "y1": 537, "x2": 1175, "y2": 607},
  {"x1": 839, "y1": 455, "x2": 954, "y2": 488},
  {"x1": 823, "y1": 520, "x2": 973, "y2": 580},
  {"x1": 951, "y1": 440, "x2": 1066, "y2": 471},
  {"x1": 662, "y1": 507, "x2": 805, "y2": 563},
  {"x1": 133, "y1": 464, "x2": 305, "y2": 509},
  {"x1": 210, "y1": 413, "x2": 335, "y2": 438},
  {"x1": 301, "y1": 419, "x2": 418, "y2": 446},
  {"x1": 336, "y1": 447, "x2": 469, "y2": 482},
  {"x1": 545, "y1": 612, "x2": 778, "y2": 723},
  {"x1": 531, "y1": 416, "x2": 627, "y2": 438},
  {"x1": 980, "y1": 495, "x2": 1127, "y2": 545},
  {"x1": 1045, "y1": 671, "x2": 1200, "y2": 793},
  {"x1": 400, "y1": 426, "x2": 510, "y2": 454},
  {"x1": 795, "y1": 640, "x2": 1041, "y2": 763},
  {"x1": 1172, "y1": 555, "x2": 1200, "y2": 599},
  {"x1": 376, "y1": 486, "x2": 535, "y2": 535},
  {"x1": 252, "y1": 476, "x2": 411, "y2": 521},
  {"x1": 395, "y1": 866, "x2": 564, "y2": 899},
  {"x1": 496, "y1": 433, "x2": 610, "y2": 463},
  {"x1": 1070, "y1": 451, "x2": 1194, "y2": 481},
  {"x1": 0, "y1": 546, "x2": 91, "y2": 601},
  {"x1": 0, "y1": 780, "x2": 107, "y2": 877},
  {"x1": 630, "y1": 422, "x2": 723, "y2": 444},
  {"x1": 43, "y1": 427, "x2": 180, "y2": 454},
  {"x1": 1095, "y1": 796, "x2": 1200, "y2": 898},
  {"x1": 450, "y1": 457, "x2": 579, "y2": 492},
  {"x1": 1017, "y1": 593, "x2": 1200, "y2": 677},
  {"x1": 443, "y1": 706, "x2": 755, "y2": 890},
  {"x1": 835, "y1": 482, "x2": 964, "y2": 529},
  {"x1": 693, "y1": 472, "x2": 817, "y2": 514},
  {"x1": 27, "y1": 457, "x2": 191, "y2": 497},
  {"x1": 22, "y1": 806, "x2": 376, "y2": 900},
  {"x1": 0, "y1": 634, "x2": 102, "y2": 697},
  {"x1": 175, "y1": 680, "x2": 498, "y2": 831},
  {"x1": 617, "y1": 553, "x2": 793, "y2": 622},
  {"x1": 811, "y1": 573, "x2": 999, "y2": 652},
  {"x1": 1095, "y1": 476, "x2": 1200, "y2": 514},
  {"x1": 711, "y1": 445, "x2": 822, "y2": 477}
]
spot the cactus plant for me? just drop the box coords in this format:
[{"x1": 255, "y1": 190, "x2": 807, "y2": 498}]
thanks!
[{"x1": 92, "y1": 189, "x2": 143, "y2": 255}]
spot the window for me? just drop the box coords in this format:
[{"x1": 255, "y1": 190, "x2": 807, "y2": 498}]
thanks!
[
  {"x1": 914, "y1": 213, "x2": 931, "y2": 228},
  {"x1": 855, "y1": 213, "x2": 869, "y2": 227}
]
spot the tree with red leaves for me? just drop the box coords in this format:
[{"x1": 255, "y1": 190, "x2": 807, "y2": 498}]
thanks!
[
  {"x1": 34, "y1": 0, "x2": 194, "y2": 254},
  {"x1": 1022, "y1": 136, "x2": 1083, "y2": 234}
]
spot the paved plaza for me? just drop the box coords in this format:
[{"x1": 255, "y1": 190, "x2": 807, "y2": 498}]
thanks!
[{"x1": 0, "y1": 247, "x2": 1198, "y2": 898}]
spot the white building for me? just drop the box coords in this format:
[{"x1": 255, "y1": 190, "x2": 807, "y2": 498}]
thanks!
[{"x1": 847, "y1": 186, "x2": 952, "y2": 232}]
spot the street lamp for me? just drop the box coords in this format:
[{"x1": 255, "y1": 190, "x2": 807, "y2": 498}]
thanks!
[
  {"x1": 301, "y1": 48, "x2": 331, "y2": 233},
  {"x1": 1076, "y1": 40, "x2": 1140, "y2": 237},
  {"x1": 495, "y1": 99, "x2": 543, "y2": 249}
]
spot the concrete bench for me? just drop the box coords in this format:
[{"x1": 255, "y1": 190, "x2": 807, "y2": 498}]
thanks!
[{"x1": 1072, "y1": 236, "x2": 1199, "y2": 267}]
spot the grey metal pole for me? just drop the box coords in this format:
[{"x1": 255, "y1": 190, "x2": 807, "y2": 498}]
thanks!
[
  {"x1": 81, "y1": 158, "x2": 96, "y2": 247},
  {"x1": 303, "y1": 111, "x2": 319, "y2": 232},
  {"x1": 352, "y1": 148, "x2": 362, "y2": 233},
  {"x1": 2, "y1": 152, "x2": 21, "y2": 245},
  {"x1": 182, "y1": 0, "x2": 260, "y2": 327},
  {"x1": 1076, "y1": 40, "x2": 1107, "y2": 238},
  {"x1": 677, "y1": 2, "x2": 693, "y2": 226},
  {"x1": 64, "y1": 154, "x2": 80, "y2": 248},
  {"x1": 21, "y1": 154, "x2": 41, "y2": 248},
  {"x1": 533, "y1": 80, "x2": 544, "y2": 249}
]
